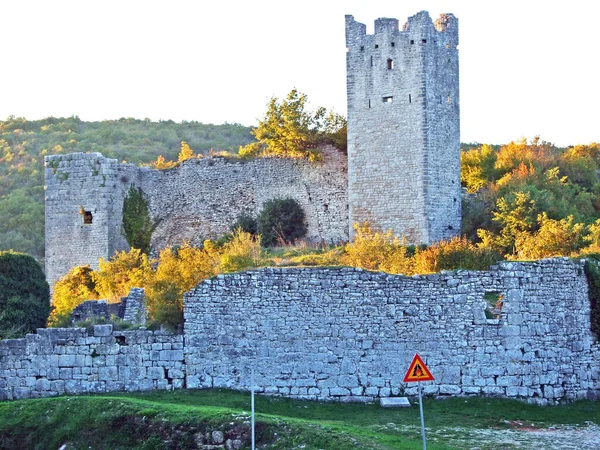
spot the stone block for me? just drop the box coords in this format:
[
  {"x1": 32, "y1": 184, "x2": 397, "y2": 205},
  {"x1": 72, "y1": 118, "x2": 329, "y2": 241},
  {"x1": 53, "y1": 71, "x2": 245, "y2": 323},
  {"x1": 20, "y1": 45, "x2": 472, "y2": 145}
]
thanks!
[
  {"x1": 338, "y1": 375, "x2": 359, "y2": 388},
  {"x1": 439, "y1": 385, "x2": 461, "y2": 395},
  {"x1": 98, "y1": 366, "x2": 118, "y2": 381},
  {"x1": 329, "y1": 387, "x2": 350, "y2": 396},
  {"x1": 380, "y1": 397, "x2": 411, "y2": 407},
  {"x1": 93, "y1": 325, "x2": 113, "y2": 337},
  {"x1": 147, "y1": 367, "x2": 165, "y2": 380}
]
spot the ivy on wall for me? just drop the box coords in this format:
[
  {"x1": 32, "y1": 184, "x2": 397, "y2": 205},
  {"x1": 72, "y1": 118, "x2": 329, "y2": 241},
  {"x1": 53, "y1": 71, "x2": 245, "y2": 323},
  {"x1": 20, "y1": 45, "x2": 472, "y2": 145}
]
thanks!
[
  {"x1": 583, "y1": 257, "x2": 600, "y2": 336},
  {"x1": 122, "y1": 187, "x2": 155, "y2": 254}
]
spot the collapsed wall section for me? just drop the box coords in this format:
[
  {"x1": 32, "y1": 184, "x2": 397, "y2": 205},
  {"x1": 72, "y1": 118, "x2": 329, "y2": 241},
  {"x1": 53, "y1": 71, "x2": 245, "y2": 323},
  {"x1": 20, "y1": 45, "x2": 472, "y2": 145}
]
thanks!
[
  {"x1": 0, "y1": 326, "x2": 183, "y2": 400},
  {"x1": 184, "y1": 259, "x2": 599, "y2": 403}
]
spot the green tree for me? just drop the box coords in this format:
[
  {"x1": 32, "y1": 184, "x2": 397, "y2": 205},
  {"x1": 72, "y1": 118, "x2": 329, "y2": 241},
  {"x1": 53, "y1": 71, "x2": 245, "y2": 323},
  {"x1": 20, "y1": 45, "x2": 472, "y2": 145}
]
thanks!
[
  {"x1": 514, "y1": 213, "x2": 586, "y2": 260},
  {"x1": 477, "y1": 191, "x2": 537, "y2": 255},
  {"x1": 0, "y1": 251, "x2": 50, "y2": 338},
  {"x1": 460, "y1": 144, "x2": 498, "y2": 193},
  {"x1": 239, "y1": 89, "x2": 346, "y2": 160}
]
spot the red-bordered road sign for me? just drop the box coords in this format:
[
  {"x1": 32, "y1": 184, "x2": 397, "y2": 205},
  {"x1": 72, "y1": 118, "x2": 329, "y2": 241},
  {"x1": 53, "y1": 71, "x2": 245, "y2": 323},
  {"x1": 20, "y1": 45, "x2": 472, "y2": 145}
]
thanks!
[{"x1": 403, "y1": 353, "x2": 434, "y2": 382}]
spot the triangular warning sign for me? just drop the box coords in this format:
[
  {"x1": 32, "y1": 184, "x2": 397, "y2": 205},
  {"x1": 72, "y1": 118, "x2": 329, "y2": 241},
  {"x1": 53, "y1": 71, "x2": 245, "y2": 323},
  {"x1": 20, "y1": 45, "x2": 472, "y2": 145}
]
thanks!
[{"x1": 403, "y1": 353, "x2": 434, "y2": 382}]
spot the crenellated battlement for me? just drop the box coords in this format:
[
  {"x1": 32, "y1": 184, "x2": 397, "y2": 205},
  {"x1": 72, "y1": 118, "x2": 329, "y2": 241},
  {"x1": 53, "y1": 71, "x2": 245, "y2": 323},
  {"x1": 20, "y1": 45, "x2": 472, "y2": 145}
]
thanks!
[{"x1": 346, "y1": 11, "x2": 458, "y2": 49}]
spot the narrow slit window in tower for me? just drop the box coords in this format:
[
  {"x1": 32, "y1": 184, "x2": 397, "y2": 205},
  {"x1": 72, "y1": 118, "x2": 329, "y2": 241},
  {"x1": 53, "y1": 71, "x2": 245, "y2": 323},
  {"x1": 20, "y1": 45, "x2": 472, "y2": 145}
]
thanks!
[
  {"x1": 370, "y1": 56, "x2": 373, "y2": 67},
  {"x1": 410, "y1": 39, "x2": 414, "y2": 45},
  {"x1": 387, "y1": 59, "x2": 394, "y2": 70},
  {"x1": 409, "y1": 94, "x2": 412, "y2": 103},
  {"x1": 360, "y1": 46, "x2": 364, "y2": 51},
  {"x1": 368, "y1": 99, "x2": 371, "y2": 109},
  {"x1": 391, "y1": 42, "x2": 395, "y2": 47},
  {"x1": 83, "y1": 211, "x2": 93, "y2": 224},
  {"x1": 383, "y1": 96, "x2": 393, "y2": 103}
]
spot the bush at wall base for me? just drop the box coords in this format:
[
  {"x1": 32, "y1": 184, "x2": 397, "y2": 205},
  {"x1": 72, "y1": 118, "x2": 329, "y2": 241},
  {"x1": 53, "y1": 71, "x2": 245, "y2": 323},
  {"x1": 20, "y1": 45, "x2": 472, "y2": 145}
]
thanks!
[
  {"x1": 0, "y1": 251, "x2": 50, "y2": 338},
  {"x1": 258, "y1": 198, "x2": 307, "y2": 247}
]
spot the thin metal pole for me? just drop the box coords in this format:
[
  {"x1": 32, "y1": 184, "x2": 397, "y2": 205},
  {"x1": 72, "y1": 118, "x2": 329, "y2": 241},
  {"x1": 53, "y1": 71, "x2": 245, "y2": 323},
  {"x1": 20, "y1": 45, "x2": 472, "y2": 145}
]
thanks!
[
  {"x1": 251, "y1": 367, "x2": 255, "y2": 450},
  {"x1": 418, "y1": 382, "x2": 426, "y2": 450}
]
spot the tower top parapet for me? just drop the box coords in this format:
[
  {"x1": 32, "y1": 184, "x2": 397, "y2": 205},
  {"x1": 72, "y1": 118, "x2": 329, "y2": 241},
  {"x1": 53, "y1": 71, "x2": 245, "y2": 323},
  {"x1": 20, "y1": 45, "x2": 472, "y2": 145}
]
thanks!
[{"x1": 345, "y1": 11, "x2": 458, "y2": 47}]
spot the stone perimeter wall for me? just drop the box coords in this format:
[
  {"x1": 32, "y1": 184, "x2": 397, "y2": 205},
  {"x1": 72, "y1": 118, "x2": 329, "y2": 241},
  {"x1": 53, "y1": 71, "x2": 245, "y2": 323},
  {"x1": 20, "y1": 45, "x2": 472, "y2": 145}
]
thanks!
[
  {"x1": 2, "y1": 259, "x2": 598, "y2": 403},
  {"x1": 44, "y1": 146, "x2": 348, "y2": 287},
  {"x1": 184, "y1": 258, "x2": 599, "y2": 404},
  {"x1": 0, "y1": 326, "x2": 184, "y2": 400}
]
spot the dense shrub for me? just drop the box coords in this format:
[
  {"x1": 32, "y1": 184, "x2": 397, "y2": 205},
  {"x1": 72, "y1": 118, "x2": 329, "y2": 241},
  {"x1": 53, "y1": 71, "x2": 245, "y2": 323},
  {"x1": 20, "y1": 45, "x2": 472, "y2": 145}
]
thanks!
[
  {"x1": 49, "y1": 265, "x2": 98, "y2": 326},
  {"x1": 230, "y1": 214, "x2": 258, "y2": 235},
  {"x1": 414, "y1": 236, "x2": 503, "y2": 273},
  {"x1": 92, "y1": 249, "x2": 151, "y2": 302},
  {"x1": 0, "y1": 251, "x2": 50, "y2": 338},
  {"x1": 258, "y1": 198, "x2": 307, "y2": 247},
  {"x1": 341, "y1": 222, "x2": 413, "y2": 274},
  {"x1": 219, "y1": 230, "x2": 262, "y2": 273}
]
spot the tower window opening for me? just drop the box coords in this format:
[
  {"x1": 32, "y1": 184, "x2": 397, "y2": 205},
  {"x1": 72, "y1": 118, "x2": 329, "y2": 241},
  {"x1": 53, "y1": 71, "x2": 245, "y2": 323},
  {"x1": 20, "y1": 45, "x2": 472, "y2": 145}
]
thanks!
[
  {"x1": 375, "y1": 44, "x2": 379, "y2": 49},
  {"x1": 360, "y1": 46, "x2": 364, "y2": 51},
  {"x1": 391, "y1": 42, "x2": 395, "y2": 47},
  {"x1": 409, "y1": 94, "x2": 412, "y2": 103},
  {"x1": 446, "y1": 43, "x2": 450, "y2": 48},
  {"x1": 387, "y1": 59, "x2": 394, "y2": 69},
  {"x1": 410, "y1": 39, "x2": 414, "y2": 44},
  {"x1": 370, "y1": 56, "x2": 373, "y2": 67},
  {"x1": 383, "y1": 96, "x2": 393, "y2": 103},
  {"x1": 422, "y1": 39, "x2": 427, "y2": 44},
  {"x1": 368, "y1": 99, "x2": 371, "y2": 109},
  {"x1": 83, "y1": 211, "x2": 93, "y2": 224},
  {"x1": 448, "y1": 96, "x2": 452, "y2": 103}
]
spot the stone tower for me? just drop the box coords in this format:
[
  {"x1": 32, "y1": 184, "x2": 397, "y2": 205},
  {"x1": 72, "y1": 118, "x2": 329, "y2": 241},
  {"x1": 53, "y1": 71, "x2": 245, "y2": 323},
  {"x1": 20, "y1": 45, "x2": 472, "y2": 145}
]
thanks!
[
  {"x1": 44, "y1": 153, "x2": 139, "y2": 288},
  {"x1": 345, "y1": 11, "x2": 461, "y2": 244}
]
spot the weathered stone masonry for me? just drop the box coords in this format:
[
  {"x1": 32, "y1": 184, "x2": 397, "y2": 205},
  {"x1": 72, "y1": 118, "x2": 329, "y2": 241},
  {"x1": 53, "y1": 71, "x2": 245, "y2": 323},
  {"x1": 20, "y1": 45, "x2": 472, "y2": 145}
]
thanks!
[
  {"x1": 45, "y1": 146, "x2": 348, "y2": 287},
  {"x1": 346, "y1": 12, "x2": 461, "y2": 244},
  {"x1": 0, "y1": 326, "x2": 183, "y2": 400},
  {"x1": 1, "y1": 259, "x2": 599, "y2": 402},
  {"x1": 184, "y1": 259, "x2": 599, "y2": 403}
]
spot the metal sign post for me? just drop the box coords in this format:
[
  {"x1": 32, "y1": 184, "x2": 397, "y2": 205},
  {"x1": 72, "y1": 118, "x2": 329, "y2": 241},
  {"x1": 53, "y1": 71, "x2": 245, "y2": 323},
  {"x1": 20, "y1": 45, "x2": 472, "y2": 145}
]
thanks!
[
  {"x1": 418, "y1": 381, "x2": 426, "y2": 450},
  {"x1": 402, "y1": 353, "x2": 434, "y2": 450}
]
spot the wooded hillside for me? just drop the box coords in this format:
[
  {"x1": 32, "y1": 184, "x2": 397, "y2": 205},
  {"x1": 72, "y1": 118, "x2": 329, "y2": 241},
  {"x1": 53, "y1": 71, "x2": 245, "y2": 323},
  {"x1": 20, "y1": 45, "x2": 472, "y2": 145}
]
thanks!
[{"x1": 0, "y1": 116, "x2": 253, "y2": 259}]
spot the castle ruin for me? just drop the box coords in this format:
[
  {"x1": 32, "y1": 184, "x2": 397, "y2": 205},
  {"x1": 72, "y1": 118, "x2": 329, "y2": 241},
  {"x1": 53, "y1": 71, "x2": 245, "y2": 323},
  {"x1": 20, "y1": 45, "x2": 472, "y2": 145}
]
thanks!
[{"x1": 45, "y1": 11, "x2": 461, "y2": 287}]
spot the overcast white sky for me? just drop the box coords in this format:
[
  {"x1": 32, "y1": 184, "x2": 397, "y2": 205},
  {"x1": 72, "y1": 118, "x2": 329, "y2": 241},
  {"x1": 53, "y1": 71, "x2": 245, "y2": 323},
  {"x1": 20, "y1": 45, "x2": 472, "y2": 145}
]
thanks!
[{"x1": 1, "y1": 0, "x2": 598, "y2": 146}]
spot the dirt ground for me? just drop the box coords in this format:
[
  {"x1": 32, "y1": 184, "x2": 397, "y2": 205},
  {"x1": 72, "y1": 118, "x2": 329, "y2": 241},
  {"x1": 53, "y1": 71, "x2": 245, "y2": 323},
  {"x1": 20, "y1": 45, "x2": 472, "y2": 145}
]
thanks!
[{"x1": 382, "y1": 421, "x2": 600, "y2": 449}]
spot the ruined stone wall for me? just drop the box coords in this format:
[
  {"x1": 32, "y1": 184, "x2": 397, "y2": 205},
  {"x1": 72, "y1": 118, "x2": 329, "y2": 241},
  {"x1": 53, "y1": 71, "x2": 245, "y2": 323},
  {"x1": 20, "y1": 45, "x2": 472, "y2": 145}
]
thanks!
[
  {"x1": 2, "y1": 259, "x2": 599, "y2": 403},
  {"x1": 45, "y1": 147, "x2": 348, "y2": 287},
  {"x1": 184, "y1": 259, "x2": 599, "y2": 403},
  {"x1": 141, "y1": 145, "x2": 348, "y2": 249},
  {"x1": 345, "y1": 12, "x2": 461, "y2": 243},
  {"x1": 0, "y1": 326, "x2": 183, "y2": 400}
]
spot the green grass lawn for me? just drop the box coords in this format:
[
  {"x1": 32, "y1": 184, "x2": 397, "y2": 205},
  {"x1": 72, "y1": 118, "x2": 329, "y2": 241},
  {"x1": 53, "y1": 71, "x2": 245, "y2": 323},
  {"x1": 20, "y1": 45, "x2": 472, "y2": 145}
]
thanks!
[{"x1": 0, "y1": 389, "x2": 598, "y2": 449}]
